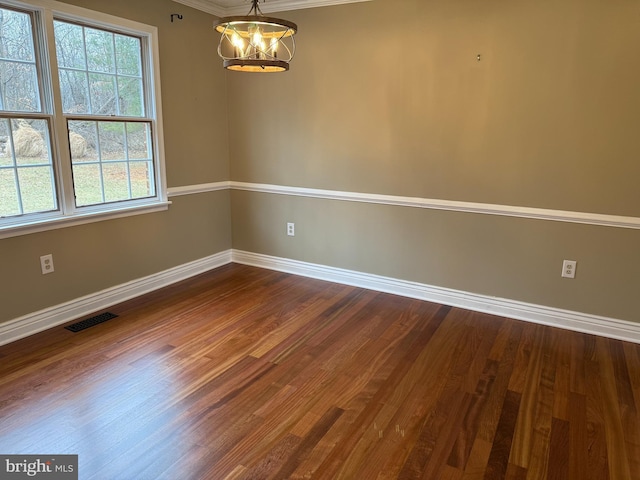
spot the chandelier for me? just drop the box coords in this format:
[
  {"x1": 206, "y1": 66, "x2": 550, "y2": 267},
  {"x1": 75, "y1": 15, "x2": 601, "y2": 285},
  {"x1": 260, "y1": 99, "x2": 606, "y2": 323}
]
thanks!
[{"x1": 214, "y1": 0, "x2": 298, "y2": 72}]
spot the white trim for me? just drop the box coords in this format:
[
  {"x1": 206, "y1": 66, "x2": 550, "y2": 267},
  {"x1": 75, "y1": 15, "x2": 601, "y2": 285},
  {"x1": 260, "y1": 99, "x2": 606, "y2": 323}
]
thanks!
[
  {"x1": 144, "y1": 180, "x2": 640, "y2": 230},
  {"x1": 171, "y1": 0, "x2": 226, "y2": 17},
  {"x1": 3, "y1": 248, "x2": 638, "y2": 346},
  {"x1": 0, "y1": 201, "x2": 171, "y2": 240},
  {"x1": 0, "y1": 250, "x2": 232, "y2": 346},
  {"x1": 168, "y1": 181, "x2": 231, "y2": 197},
  {"x1": 171, "y1": 0, "x2": 372, "y2": 16},
  {"x1": 229, "y1": 181, "x2": 640, "y2": 230},
  {"x1": 225, "y1": 0, "x2": 373, "y2": 15},
  {"x1": 231, "y1": 250, "x2": 640, "y2": 344}
]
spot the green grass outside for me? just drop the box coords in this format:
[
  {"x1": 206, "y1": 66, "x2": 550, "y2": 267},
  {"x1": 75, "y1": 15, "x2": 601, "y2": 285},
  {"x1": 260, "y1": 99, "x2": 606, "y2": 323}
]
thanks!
[{"x1": 0, "y1": 158, "x2": 153, "y2": 218}]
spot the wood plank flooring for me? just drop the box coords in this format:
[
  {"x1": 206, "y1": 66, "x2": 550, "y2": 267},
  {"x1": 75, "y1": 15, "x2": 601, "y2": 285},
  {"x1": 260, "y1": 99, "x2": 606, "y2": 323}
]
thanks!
[{"x1": 1, "y1": 263, "x2": 639, "y2": 479}]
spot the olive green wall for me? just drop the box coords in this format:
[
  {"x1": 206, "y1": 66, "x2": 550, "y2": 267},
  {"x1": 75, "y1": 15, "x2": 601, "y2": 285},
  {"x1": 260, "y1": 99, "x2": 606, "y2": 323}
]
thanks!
[
  {"x1": 0, "y1": 0, "x2": 231, "y2": 323},
  {"x1": 229, "y1": 0, "x2": 640, "y2": 321}
]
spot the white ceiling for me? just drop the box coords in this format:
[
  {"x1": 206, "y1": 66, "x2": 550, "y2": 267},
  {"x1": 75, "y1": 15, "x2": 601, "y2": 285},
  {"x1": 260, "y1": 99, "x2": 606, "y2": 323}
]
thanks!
[{"x1": 171, "y1": 0, "x2": 372, "y2": 17}]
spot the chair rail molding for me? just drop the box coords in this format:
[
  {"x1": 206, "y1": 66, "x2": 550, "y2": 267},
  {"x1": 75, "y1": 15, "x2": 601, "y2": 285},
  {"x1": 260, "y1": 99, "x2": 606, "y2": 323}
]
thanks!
[{"x1": 168, "y1": 181, "x2": 640, "y2": 230}]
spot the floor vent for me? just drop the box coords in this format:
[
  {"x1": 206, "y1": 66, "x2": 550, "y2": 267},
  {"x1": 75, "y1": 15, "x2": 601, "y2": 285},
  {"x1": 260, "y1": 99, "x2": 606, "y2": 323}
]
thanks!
[{"x1": 65, "y1": 312, "x2": 119, "y2": 332}]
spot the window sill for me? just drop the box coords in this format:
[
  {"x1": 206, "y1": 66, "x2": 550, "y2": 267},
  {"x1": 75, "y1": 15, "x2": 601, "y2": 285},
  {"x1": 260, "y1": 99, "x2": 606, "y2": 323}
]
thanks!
[{"x1": 0, "y1": 201, "x2": 171, "y2": 240}]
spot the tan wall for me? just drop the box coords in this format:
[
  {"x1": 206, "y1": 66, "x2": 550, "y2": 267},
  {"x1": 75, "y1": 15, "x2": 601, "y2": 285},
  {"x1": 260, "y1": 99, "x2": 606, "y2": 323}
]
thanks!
[
  {"x1": 229, "y1": 0, "x2": 640, "y2": 321},
  {"x1": 0, "y1": 0, "x2": 231, "y2": 324},
  {"x1": 3, "y1": 0, "x2": 639, "y2": 328}
]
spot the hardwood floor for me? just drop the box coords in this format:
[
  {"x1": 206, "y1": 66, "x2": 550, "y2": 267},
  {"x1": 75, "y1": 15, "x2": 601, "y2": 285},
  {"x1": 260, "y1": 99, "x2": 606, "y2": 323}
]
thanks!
[{"x1": 1, "y1": 263, "x2": 639, "y2": 479}]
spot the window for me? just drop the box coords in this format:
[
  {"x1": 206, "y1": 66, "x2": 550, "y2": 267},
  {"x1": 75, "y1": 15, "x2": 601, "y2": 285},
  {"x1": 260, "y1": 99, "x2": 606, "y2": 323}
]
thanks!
[
  {"x1": 55, "y1": 20, "x2": 155, "y2": 207},
  {"x1": 0, "y1": 0, "x2": 166, "y2": 238},
  {"x1": 0, "y1": 7, "x2": 56, "y2": 218}
]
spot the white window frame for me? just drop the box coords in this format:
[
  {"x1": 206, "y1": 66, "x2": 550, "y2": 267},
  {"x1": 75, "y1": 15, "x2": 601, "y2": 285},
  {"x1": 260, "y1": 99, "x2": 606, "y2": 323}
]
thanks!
[{"x1": 0, "y1": 0, "x2": 167, "y2": 240}]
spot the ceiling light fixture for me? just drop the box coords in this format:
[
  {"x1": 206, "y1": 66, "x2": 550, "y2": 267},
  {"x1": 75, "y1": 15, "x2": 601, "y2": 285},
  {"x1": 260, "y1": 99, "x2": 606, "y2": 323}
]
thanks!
[{"x1": 214, "y1": 0, "x2": 298, "y2": 73}]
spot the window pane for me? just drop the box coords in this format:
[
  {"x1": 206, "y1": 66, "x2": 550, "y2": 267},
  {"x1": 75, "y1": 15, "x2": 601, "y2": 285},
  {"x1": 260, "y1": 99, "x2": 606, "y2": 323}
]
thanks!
[
  {"x1": 126, "y1": 122, "x2": 150, "y2": 160},
  {"x1": 70, "y1": 120, "x2": 155, "y2": 208},
  {"x1": 0, "y1": 168, "x2": 20, "y2": 216},
  {"x1": 12, "y1": 119, "x2": 51, "y2": 166},
  {"x1": 55, "y1": 20, "x2": 145, "y2": 118},
  {"x1": 98, "y1": 121, "x2": 125, "y2": 160},
  {"x1": 18, "y1": 166, "x2": 55, "y2": 214},
  {"x1": 118, "y1": 77, "x2": 144, "y2": 117},
  {"x1": 59, "y1": 69, "x2": 90, "y2": 114},
  {"x1": 85, "y1": 27, "x2": 115, "y2": 74},
  {"x1": 68, "y1": 130, "x2": 88, "y2": 161},
  {"x1": 0, "y1": 8, "x2": 35, "y2": 62},
  {"x1": 0, "y1": 118, "x2": 56, "y2": 217},
  {"x1": 102, "y1": 162, "x2": 129, "y2": 202},
  {"x1": 0, "y1": 61, "x2": 40, "y2": 112},
  {"x1": 72, "y1": 163, "x2": 102, "y2": 206},
  {"x1": 53, "y1": 21, "x2": 86, "y2": 69},
  {"x1": 0, "y1": 8, "x2": 40, "y2": 113},
  {"x1": 130, "y1": 161, "x2": 153, "y2": 198},
  {"x1": 115, "y1": 34, "x2": 141, "y2": 76},
  {"x1": 0, "y1": 118, "x2": 12, "y2": 166},
  {"x1": 89, "y1": 72, "x2": 116, "y2": 116},
  {"x1": 68, "y1": 120, "x2": 97, "y2": 162}
]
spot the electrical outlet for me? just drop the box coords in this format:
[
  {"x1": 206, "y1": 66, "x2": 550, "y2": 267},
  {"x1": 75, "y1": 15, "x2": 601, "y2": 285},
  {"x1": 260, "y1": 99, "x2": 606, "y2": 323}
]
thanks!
[
  {"x1": 561, "y1": 260, "x2": 576, "y2": 279},
  {"x1": 287, "y1": 222, "x2": 295, "y2": 236},
  {"x1": 40, "y1": 254, "x2": 54, "y2": 275}
]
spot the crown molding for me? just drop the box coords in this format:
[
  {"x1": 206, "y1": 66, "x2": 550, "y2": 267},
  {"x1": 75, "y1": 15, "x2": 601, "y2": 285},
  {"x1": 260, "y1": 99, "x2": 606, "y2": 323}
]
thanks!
[
  {"x1": 171, "y1": 0, "x2": 227, "y2": 16},
  {"x1": 171, "y1": 0, "x2": 372, "y2": 17}
]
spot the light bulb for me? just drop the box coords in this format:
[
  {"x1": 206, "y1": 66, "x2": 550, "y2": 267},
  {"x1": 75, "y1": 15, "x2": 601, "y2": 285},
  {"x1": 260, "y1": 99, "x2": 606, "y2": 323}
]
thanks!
[
  {"x1": 252, "y1": 29, "x2": 263, "y2": 59},
  {"x1": 270, "y1": 37, "x2": 278, "y2": 58},
  {"x1": 232, "y1": 32, "x2": 244, "y2": 57}
]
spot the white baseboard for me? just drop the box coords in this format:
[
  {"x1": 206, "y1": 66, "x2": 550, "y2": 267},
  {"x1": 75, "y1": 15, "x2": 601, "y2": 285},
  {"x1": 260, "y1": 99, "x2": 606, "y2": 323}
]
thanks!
[
  {"x1": 3, "y1": 248, "x2": 638, "y2": 347},
  {"x1": 0, "y1": 250, "x2": 233, "y2": 346},
  {"x1": 231, "y1": 250, "x2": 640, "y2": 344}
]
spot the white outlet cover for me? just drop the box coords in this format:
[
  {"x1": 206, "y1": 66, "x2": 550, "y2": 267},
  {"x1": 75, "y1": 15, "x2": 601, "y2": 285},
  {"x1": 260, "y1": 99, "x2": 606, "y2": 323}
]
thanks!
[
  {"x1": 561, "y1": 260, "x2": 576, "y2": 279},
  {"x1": 40, "y1": 254, "x2": 54, "y2": 275}
]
